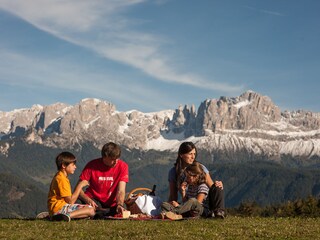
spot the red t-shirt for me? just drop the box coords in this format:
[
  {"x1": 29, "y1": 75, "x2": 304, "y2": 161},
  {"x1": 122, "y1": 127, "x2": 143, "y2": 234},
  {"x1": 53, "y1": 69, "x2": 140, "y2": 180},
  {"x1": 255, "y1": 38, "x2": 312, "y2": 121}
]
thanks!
[{"x1": 79, "y1": 158, "x2": 129, "y2": 207}]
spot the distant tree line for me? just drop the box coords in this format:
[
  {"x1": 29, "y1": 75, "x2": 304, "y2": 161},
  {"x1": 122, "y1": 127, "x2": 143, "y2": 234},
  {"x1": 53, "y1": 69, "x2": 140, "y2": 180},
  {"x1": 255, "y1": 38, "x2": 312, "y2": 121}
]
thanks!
[{"x1": 229, "y1": 195, "x2": 320, "y2": 217}]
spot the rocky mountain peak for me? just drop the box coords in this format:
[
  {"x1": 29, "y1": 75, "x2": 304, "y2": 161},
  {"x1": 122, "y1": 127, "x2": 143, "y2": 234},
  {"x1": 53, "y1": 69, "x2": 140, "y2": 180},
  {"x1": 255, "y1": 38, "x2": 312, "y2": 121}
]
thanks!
[
  {"x1": 168, "y1": 104, "x2": 196, "y2": 135},
  {"x1": 238, "y1": 90, "x2": 281, "y2": 121},
  {"x1": 171, "y1": 91, "x2": 282, "y2": 137},
  {"x1": 281, "y1": 110, "x2": 320, "y2": 130},
  {"x1": 1, "y1": 91, "x2": 320, "y2": 160},
  {"x1": 33, "y1": 102, "x2": 71, "y2": 134}
]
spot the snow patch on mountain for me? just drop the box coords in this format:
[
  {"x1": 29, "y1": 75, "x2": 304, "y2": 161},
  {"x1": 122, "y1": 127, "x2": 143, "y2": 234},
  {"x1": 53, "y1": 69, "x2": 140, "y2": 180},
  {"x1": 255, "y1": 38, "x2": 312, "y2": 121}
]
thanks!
[
  {"x1": 0, "y1": 91, "x2": 319, "y2": 162},
  {"x1": 84, "y1": 116, "x2": 101, "y2": 129},
  {"x1": 146, "y1": 134, "x2": 202, "y2": 151},
  {"x1": 234, "y1": 99, "x2": 250, "y2": 108}
]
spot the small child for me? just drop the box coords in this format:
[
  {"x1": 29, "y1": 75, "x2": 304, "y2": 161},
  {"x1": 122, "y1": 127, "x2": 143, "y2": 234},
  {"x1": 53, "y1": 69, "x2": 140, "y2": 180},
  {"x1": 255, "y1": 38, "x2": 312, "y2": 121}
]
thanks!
[
  {"x1": 47, "y1": 152, "x2": 95, "y2": 221},
  {"x1": 161, "y1": 162, "x2": 210, "y2": 219}
]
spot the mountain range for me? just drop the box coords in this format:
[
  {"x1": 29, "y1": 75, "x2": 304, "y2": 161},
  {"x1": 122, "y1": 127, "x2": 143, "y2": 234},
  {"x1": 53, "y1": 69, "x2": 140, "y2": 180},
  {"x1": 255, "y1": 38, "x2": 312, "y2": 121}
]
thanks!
[
  {"x1": 1, "y1": 91, "x2": 320, "y2": 218},
  {"x1": 1, "y1": 90, "x2": 320, "y2": 164}
]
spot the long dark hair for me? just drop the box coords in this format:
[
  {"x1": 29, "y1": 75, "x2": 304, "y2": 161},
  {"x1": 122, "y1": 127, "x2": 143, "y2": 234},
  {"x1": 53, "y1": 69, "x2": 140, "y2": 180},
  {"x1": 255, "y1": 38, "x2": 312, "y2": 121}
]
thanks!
[{"x1": 174, "y1": 142, "x2": 198, "y2": 186}]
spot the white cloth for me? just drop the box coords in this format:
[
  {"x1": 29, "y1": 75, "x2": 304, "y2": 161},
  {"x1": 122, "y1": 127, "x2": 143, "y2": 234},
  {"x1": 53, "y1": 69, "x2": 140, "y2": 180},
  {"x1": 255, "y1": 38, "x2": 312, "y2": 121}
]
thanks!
[{"x1": 134, "y1": 195, "x2": 163, "y2": 216}]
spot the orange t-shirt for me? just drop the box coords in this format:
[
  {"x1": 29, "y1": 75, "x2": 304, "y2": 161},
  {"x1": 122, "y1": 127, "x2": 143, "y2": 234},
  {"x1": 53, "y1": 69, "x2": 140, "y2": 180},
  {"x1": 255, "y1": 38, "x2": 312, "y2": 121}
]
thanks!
[{"x1": 47, "y1": 171, "x2": 71, "y2": 215}]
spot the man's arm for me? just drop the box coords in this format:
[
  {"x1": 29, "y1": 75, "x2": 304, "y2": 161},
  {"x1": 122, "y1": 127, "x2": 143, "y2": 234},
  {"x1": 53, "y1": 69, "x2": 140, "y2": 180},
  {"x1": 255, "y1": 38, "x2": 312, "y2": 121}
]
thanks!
[{"x1": 116, "y1": 181, "x2": 126, "y2": 214}]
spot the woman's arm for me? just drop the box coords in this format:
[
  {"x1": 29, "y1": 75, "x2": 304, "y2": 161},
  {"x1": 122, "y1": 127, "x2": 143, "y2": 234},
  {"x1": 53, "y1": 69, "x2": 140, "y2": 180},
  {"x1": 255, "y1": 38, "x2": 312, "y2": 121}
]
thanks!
[
  {"x1": 205, "y1": 173, "x2": 223, "y2": 189},
  {"x1": 168, "y1": 181, "x2": 178, "y2": 202},
  {"x1": 205, "y1": 173, "x2": 214, "y2": 188}
]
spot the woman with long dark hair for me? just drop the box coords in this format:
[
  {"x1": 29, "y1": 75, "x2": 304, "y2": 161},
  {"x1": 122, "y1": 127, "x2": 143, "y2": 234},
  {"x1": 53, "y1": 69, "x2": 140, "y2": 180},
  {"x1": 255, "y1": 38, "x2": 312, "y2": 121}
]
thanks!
[{"x1": 167, "y1": 141, "x2": 225, "y2": 218}]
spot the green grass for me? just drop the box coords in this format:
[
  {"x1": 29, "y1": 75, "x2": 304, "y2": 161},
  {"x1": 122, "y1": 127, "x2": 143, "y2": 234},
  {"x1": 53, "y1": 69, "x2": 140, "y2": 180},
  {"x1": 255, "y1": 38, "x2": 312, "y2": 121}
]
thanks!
[{"x1": 1, "y1": 217, "x2": 320, "y2": 240}]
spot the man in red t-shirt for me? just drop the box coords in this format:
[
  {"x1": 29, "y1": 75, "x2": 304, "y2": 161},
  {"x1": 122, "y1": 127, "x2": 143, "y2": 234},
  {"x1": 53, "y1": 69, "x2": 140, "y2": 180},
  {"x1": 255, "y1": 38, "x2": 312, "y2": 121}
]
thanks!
[{"x1": 77, "y1": 142, "x2": 129, "y2": 217}]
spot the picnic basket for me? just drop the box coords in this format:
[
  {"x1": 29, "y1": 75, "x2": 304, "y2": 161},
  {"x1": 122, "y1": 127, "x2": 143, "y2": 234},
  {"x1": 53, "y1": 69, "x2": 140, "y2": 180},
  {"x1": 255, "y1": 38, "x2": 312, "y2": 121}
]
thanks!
[{"x1": 125, "y1": 187, "x2": 153, "y2": 214}]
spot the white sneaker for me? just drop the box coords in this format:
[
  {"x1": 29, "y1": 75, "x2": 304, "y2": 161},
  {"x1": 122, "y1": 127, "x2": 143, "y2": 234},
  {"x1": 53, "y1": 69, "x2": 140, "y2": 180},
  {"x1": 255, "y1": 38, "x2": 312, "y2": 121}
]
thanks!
[{"x1": 36, "y1": 212, "x2": 50, "y2": 220}]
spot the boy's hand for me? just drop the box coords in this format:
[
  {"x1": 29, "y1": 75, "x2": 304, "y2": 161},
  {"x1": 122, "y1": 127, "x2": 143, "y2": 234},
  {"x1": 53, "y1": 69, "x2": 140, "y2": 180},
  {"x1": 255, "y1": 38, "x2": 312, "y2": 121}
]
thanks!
[
  {"x1": 79, "y1": 180, "x2": 89, "y2": 188},
  {"x1": 87, "y1": 198, "x2": 98, "y2": 210},
  {"x1": 170, "y1": 201, "x2": 180, "y2": 207}
]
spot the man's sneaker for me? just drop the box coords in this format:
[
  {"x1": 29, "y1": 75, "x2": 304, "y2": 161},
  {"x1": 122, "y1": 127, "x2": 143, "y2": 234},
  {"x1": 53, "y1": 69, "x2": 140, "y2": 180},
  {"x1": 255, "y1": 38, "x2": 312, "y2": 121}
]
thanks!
[
  {"x1": 51, "y1": 213, "x2": 71, "y2": 222},
  {"x1": 162, "y1": 212, "x2": 183, "y2": 220},
  {"x1": 214, "y1": 209, "x2": 225, "y2": 219},
  {"x1": 36, "y1": 211, "x2": 50, "y2": 220}
]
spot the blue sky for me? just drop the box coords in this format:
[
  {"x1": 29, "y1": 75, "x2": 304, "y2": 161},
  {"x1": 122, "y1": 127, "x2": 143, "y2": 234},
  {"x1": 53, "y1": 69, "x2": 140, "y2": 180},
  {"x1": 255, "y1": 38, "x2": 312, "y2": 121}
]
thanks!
[{"x1": 0, "y1": 0, "x2": 319, "y2": 113}]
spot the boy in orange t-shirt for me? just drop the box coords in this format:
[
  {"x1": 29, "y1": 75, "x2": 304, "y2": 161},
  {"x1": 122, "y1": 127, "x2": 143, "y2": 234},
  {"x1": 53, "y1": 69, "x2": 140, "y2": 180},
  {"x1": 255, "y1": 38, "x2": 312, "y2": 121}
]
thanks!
[{"x1": 47, "y1": 152, "x2": 95, "y2": 221}]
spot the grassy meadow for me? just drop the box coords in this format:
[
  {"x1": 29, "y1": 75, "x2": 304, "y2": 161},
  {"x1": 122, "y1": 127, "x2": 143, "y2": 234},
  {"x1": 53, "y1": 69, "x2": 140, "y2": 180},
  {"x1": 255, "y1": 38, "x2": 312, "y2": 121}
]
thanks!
[{"x1": 1, "y1": 216, "x2": 319, "y2": 240}]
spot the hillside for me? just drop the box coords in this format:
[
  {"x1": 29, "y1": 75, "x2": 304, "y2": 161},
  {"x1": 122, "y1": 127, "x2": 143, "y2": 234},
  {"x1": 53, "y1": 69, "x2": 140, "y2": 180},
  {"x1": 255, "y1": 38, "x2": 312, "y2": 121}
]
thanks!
[
  {"x1": 0, "y1": 173, "x2": 47, "y2": 218},
  {"x1": 0, "y1": 91, "x2": 320, "y2": 218},
  {"x1": 1, "y1": 141, "x2": 320, "y2": 218}
]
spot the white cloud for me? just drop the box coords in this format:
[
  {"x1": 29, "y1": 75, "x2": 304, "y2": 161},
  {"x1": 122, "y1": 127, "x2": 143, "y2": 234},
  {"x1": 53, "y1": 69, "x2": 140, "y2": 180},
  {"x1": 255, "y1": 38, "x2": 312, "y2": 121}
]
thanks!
[
  {"x1": 260, "y1": 10, "x2": 284, "y2": 17},
  {"x1": 0, "y1": 0, "x2": 243, "y2": 93},
  {"x1": 0, "y1": 0, "x2": 145, "y2": 31},
  {"x1": 0, "y1": 49, "x2": 175, "y2": 111},
  {"x1": 245, "y1": 5, "x2": 284, "y2": 17}
]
